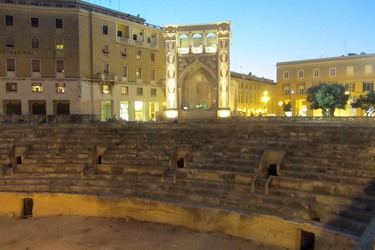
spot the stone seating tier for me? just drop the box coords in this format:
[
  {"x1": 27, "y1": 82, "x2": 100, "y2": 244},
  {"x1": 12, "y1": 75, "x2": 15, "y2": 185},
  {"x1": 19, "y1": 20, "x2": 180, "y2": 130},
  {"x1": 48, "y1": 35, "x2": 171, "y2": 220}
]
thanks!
[{"x1": 0, "y1": 121, "x2": 374, "y2": 245}]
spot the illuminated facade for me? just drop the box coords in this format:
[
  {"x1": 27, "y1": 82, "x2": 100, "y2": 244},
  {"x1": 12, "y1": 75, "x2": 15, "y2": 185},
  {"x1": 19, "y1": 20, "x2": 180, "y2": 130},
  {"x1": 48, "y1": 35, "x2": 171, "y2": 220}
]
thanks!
[
  {"x1": 0, "y1": 0, "x2": 275, "y2": 120},
  {"x1": 275, "y1": 53, "x2": 375, "y2": 116},
  {"x1": 163, "y1": 23, "x2": 232, "y2": 119},
  {"x1": 0, "y1": 0, "x2": 166, "y2": 121},
  {"x1": 231, "y1": 72, "x2": 275, "y2": 116}
]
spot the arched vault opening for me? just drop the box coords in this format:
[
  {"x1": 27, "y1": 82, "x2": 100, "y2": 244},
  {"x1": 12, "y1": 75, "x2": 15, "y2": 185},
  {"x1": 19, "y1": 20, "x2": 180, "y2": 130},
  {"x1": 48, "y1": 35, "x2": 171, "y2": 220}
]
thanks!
[{"x1": 180, "y1": 65, "x2": 216, "y2": 110}]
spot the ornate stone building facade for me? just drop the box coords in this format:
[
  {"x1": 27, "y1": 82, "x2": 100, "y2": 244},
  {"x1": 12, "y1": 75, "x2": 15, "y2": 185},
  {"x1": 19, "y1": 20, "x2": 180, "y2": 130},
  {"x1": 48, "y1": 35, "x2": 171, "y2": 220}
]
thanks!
[{"x1": 163, "y1": 23, "x2": 232, "y2": 119}]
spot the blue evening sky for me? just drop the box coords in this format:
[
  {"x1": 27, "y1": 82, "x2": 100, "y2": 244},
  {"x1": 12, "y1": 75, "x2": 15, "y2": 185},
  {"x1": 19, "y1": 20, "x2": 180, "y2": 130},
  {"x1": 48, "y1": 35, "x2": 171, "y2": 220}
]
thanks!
[{"x1": 85, "y1": 0, "x2": 375, "y2": 80}]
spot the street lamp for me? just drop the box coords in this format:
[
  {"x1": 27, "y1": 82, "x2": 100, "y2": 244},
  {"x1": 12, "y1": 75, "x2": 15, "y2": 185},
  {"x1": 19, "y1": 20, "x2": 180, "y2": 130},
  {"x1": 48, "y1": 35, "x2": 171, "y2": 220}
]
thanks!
[
  {"x1": 261, "y1": 91, "x2": 269, "y2": 114},
  {"x1": 290, "y1": 90, "x2": 294, "y2": 116},
  {"x1": 278, "y1": 101, "x2": 283, "y2": 116}
]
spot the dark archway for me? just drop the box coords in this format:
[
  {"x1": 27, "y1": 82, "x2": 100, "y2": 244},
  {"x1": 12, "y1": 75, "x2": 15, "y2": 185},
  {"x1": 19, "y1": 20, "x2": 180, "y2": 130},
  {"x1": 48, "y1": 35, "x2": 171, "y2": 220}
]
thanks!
[{"x1": 181, "y1": 65, "x2": 216, "y2": 110}]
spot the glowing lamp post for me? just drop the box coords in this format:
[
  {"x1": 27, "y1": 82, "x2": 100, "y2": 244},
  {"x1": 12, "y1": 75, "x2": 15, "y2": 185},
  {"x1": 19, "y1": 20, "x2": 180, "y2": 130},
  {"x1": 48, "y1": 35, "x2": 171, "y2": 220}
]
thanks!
[
  {"x1": 278, "y1": 101, "x2": 283, "y2": 116},
  {"x1": 261, "y1": 91, "x2": 269, "y2": 114},
  {"x1": 290, "y1": 90, "x2": 294, "y2": 116}
]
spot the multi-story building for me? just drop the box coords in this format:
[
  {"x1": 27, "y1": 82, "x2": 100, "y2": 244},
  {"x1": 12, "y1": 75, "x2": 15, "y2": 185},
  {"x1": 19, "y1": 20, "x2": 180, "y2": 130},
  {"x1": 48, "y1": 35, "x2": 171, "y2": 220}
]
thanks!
[
  {"x1": 1, "y1": 0, "x2": 277, "y2": 121},
  {"x1": 275, "y1": 53, "x2": 375, "y2": 116},
  {"x1": 231, "y1": 72, "x2": 275, "y2": 116},
  {"x1": 0, "y1": 0, "x2": 166, "y2": 121}
]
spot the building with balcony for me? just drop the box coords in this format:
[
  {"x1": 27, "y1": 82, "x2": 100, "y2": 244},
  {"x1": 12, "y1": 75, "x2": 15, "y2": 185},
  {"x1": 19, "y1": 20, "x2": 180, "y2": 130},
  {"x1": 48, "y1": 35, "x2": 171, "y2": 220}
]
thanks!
[
  {"x1": 0, "y1": 0, "x2": 166, "y2": 121},
  {"x1": 275, "y1": 53, "x2": 375, "y2": 116}
]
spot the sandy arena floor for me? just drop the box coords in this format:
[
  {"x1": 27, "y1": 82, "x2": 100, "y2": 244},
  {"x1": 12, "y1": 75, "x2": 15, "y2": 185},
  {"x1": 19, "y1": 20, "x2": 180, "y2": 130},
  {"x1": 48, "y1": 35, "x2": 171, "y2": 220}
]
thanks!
[{"x1": 0, "y1": 215, "x2": 285, "y2": 250}]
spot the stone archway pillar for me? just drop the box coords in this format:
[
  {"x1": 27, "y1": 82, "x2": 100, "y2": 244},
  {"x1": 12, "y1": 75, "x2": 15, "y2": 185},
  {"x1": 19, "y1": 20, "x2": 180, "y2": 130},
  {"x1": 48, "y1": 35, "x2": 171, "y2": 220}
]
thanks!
[
  {"x1": 163, "y1": 26, "x2": 179, "y2": 119},
  {"x1": 217, "y1": 23, "x2": 231, "y2": 118}
]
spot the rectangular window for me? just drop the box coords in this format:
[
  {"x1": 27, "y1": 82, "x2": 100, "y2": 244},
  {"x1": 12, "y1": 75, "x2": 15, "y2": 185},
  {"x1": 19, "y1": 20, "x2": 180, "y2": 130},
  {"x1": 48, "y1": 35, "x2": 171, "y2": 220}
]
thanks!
[
  {"x1": 151, "y1": 88, "x2": 157, "y2": 97},
  {"x1": 103, "y1": 63, "x2": 110, "y2": 74},
  {"x1": 56, "y1": 39, "x2": 64, "y2": 50},
  {"x1": 5, "y1": 15, "x2": 13, "y2": 26},
  {"x1": 283, "y1": 71, "x2": 289, "y2": 79},
  {"x1": 313, "y1": 69, "x2": 320, "y2": 78},
  {"x1": 31, "y1": 83, "x2": 43, "y2": 92},
  {"x1": 363, "y1": 82, "x2": 374, "y2": 92},
  {"x1": 283, "y1": 85, "x2": 290, "y2": 95},
  {"x1": 151, "y1": 53, "x2": 155, "y2": 61},
  {"x1": 56, "y1": 83, "x2": 66, "y2": 93},
  {"x1": 31, "y1": 17, "x2": 39, "y2": 28},
  {"x1": 55, "y1": 18, "x2": 63, "y2": 29},
  {"x1": 365, "y1": 64, "x2": 373, "y2": 75},
  {"x1": 31, "y1": 59, "x2": 41, "y2": 73},
  {"x1": 347, "y1": 66, "x2": 354, "y2": 76},
  {"x1": 151, "y1": 69, "x2": 156, "y2": 81},
  {"x1": 121, "y1": 86, "x2": 128, "y2": 95},
  {"x1": 329, "y1": 67, "x2": 336, "y2": 77},
  {"x1": 136, "y1": 50, "x2": 142, "y2": 60},
  {"x1": 298, "y1": 70, "x2": 304, "y2": 79},
  {"x1": 345, "y1": 83, "x2": 355, "y2": 92},
  {"x1": 121, "y1": 47, "x2": 127, "y2": 57},
  {"x1": 137, "y1": 87, "x2": 143, "y2": 96},
  {"x1": 6, "y1": 82, "x2": 17, "y2": 92},
  {"x1": 102, "y1": 44, "x2": 109, "y2": 54},
  {"x1": 6, "y1": 58, "x2": 16, "y2": 72},
  {"x1": 102, "y1": 84, "x2": 111, "y2": 94},
  {"x1": 121, "y1": 65, "x2": 128, "y2": 78},
  {"x1": 102, "y1": 25, "x2": 109, "y2": 35},
  {"x1": 298, "y1": 85, "x2": 305, "y2": 94},
  {"x1": 136, "y1": 68, "x2": 142, "y2": 80},
  {"x1": 56, "y1": 59, "x2": 64, "y2": 73},
  {"x1": 5, "y1": 36, "x2": 15, "y2": 48},
  {"x1": 32, "y1": 38, "x2": 40, "y2": 49}
]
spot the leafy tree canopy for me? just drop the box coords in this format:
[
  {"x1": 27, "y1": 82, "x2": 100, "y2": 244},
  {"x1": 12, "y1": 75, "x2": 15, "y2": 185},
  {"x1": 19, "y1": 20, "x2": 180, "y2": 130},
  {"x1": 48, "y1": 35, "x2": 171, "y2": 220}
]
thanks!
[
  {"x1": 351, "y1": 91, "x2": 375, "y2": 116},
  {"x1": 306, "y1": 83, "x2": 349, "y2": 116}
]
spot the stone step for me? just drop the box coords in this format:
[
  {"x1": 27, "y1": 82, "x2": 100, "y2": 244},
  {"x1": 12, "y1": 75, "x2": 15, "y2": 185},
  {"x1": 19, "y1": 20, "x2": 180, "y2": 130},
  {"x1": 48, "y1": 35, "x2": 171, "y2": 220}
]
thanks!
[
  {"x1": 22, "y1": 158, "x2": 89, "y2": 164},
  {"x1": 173, "y1": 177, "x2": 253, "y2": 194},
  {"x1": 187, "y1": 162, "x2": 257, "y2": 173},
  {"x1": 103, "y1": 153, "x2": 169, "y2": 161},
  {"x1": 320, "y1": 214, "x2": 369, "y2": 236},
  {"x1": 100, "y1": 159, "x2": 168, "y2": 167},
  {"x1": 96, "y1": 164, "x2": 166, "y2": 176},
  {"x1": 25, "y1": 153, "x2": 91, "y2": 159},
  {"x1": 317, "y1": 203, "x2": 374, "y2": 224},
  {"x1": 15, "y1": 163, "x2": 85, "y2": 173},
  {"x1": 279, "y1": 169, "x2": 373, "y2": 186},
  {"x1": 270, "y1": 176, "x2": 375, "y2": 201},
  {"x1": 0, "y1": 183, "x2": 51, "y2": 192},
  {"x1": 158, "y1": 183, "x2": 312, "y2": 220},
  {"x1": 315, "y1": 194, "x2": 375, "y2": 211},
  {"x1": 175, "y1": 168, "x2": 255, "y2": 184},
  {"x1": 286, "y1": 156, "x2": 374, "y2": 171}
]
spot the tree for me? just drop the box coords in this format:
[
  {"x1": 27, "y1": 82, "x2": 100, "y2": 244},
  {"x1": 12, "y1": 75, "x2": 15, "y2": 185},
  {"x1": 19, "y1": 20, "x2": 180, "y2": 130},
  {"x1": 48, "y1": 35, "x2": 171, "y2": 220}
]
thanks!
[
  {"x1": 351, "y1": 91, "x2": 375, "y2": 116},
  {"x1": 283, "y1": 102, "x2": 292, "y2": 112},
  {"x1": 306, "y1": 83, "x2": 349, "y2": 116}
]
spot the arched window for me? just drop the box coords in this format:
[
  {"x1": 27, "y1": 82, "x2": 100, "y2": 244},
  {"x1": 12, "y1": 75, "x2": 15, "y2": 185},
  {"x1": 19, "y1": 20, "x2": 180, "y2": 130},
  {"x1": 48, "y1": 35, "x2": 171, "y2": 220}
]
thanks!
[
  {"x1": 179, "y1": 34, "x2": 189, "y2": 48},
  {"x1": 192, "y1": 33, "x2": 202, "y2": 47},
  {"x1": 206, "y1": 33, "x2": 217, "y2": 47}
]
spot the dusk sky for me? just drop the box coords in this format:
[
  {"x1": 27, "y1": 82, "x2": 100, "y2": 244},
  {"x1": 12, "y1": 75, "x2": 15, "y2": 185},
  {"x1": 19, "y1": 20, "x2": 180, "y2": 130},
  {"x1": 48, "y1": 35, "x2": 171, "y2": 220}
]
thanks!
[{"x1": 85, "y1": 0, "x2": 375, "y2": 81}]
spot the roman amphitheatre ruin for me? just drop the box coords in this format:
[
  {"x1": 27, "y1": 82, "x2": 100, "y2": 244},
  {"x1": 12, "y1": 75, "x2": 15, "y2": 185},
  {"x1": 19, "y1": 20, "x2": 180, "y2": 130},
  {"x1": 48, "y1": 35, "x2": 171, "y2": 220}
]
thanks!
[{"x1": 0, "y1": 116, "x2": 374, "y2": 249}]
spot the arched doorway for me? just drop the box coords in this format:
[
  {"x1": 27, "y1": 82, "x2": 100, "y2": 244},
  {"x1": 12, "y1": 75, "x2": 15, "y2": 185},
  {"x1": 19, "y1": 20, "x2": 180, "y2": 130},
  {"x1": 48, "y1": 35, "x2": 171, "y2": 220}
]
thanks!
[{"x1": 180, "y1": 65, "x2": 216, "y2": 111}]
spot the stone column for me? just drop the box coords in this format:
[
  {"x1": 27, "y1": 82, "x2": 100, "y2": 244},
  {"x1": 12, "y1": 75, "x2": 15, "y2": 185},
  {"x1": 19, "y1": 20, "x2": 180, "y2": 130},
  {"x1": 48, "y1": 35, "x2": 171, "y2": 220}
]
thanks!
[
  {"x1": 163, "y1": 26, "x2": 178, "y2": 119},
  {"x1": 217, "y1": 22, "x2": 231, "y2": 118}
]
